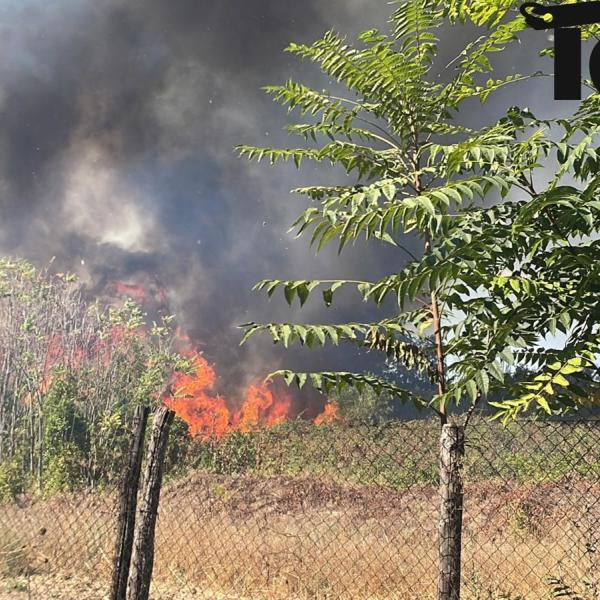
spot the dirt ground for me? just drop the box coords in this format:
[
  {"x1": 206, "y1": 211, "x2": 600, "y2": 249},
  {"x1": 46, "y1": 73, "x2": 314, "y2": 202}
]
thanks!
[
  {"x1": 0, "y1": 574, "x2": 109, "y2": 599},
  {"x1": 0, "y1": 574, "x2": 248, "y2": 600},
  {"x1": 2, "y1": 474, "x2": 599, "y2": 599}
]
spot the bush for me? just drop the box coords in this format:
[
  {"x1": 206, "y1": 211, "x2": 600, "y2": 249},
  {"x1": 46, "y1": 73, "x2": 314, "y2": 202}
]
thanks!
[
  {"x1": 0, "y1": 460, "x2": 25, "y2": 502},
  {"x1": 43, "y1": 443, "x2": 85, "y2": 495},
  {"x1": 41, "y1": 375, "x2": 88, "y2": 493}
]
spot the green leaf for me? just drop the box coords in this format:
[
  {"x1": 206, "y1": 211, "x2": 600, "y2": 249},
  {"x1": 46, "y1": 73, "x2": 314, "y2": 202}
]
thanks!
[
  {"x1": 284, "y1": 284, "x2": 295, "y2": 306},
  {"x1": 315, "y1": 327, "x2": 326, "y2": 345},
  {"x1": 536, "y1": 395, "x2": 551, "y2": 414},
  {"x1": 465, "y1": 380, "x2": 478, "y2": 403},
  {"x1": 297, "y1": 283, "x2": 310, "y2": 306},
  {"x1": 478, "y1": 370, "x2": 490, "y2": 396},
  {"x1": 553, "y1": 373, "x2": 569, "y2": 388},
  {"x1": 488, "y1": 361, "x2": 504, "y2": 383},
  {"x1": 419, "y1": 196, "x2": 436, "y2": 217},
  {"x1": 281, "y1": 325, "x2": 292, "y2": 347}
]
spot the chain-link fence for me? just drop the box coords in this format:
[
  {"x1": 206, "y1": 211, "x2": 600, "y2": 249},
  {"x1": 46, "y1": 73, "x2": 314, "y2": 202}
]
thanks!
[{"x1": 1, "y1": 416, "x2": 599, "y2": 599}]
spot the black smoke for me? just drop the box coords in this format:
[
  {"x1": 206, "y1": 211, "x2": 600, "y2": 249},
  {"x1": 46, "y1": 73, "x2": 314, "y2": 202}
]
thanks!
[{"x1": 0, "y1": 0, "x2": 565, "y2": 400}]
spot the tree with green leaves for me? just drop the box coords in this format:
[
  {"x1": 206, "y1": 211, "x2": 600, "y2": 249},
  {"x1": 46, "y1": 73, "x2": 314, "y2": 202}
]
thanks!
[
  {"x1": 0, "y1": 258, "x2": 189, "y2": 495},
  {"x1": 238, "y1": 0, "x2": 600, "y2": 426}
]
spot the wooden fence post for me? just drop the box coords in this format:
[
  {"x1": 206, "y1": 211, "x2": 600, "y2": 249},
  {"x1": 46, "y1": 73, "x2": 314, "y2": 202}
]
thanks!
[
  {"x1": 437, "y1": 423, "x2": 465, "y2": 600},
  {"x1": 126, "y1": 406, "x2": 174, "y2": 600},
  {"x1": 110, "y1": 404, "x2": 149, "y2": 600}
]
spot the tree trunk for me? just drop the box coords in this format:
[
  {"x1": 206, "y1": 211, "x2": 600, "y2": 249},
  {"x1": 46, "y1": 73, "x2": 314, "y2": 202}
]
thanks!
[
  {"x1": 126, "y1": 406, "x2": 174, "y2": 600},
  {"x1": 37, "y1": 406, "x2": 43, "y2": 491},
  {"x1": 110, "y1": 405, "x2": 149, "y2": 600},
  {"x1": 437, "y1": 424, "x2": 464, "y2": 600},
  {"x1": 29, "y1": 409, "x2": 35, "y2": 476}
]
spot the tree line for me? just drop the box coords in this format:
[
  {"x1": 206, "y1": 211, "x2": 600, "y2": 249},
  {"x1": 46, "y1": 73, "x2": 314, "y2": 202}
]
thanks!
[{"x1": 0, "y1": 258, "x2": 186, "y2": 498}]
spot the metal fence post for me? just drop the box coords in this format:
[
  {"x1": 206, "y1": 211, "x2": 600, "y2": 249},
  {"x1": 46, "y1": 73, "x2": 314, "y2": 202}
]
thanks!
[{"x1": 438, "y1": 423, "x2": 465, "y2": 600}]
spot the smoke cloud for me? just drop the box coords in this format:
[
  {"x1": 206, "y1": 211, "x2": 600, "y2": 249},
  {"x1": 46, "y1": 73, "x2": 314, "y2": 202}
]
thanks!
[{"x1": 0, "y1": 0, "x2": 564, "y2": 399}]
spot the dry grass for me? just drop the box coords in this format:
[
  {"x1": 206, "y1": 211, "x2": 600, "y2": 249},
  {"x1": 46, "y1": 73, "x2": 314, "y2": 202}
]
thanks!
[{"x1": 1, "y1": 473, "x2": 599, "y2": 599}]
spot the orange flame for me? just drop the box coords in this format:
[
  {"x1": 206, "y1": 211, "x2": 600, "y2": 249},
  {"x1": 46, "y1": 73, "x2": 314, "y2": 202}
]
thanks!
[
  {"x1": 164, "y1": 347, "x2": 297, "y2": 439},
  {"x1": 314, "y1": 401, "x2": 339, "y2": 426},
  {"x1": 110, "y1": 281, "x2": 168, "y2": 306},
  {"x1": 106, "y1": 286, "x2": 335, "y2": 438},
  {"x1": 233, "y1": 383, "x2": 293, "y2": 432},
  {"x1": 112, "y1": 282, "x2": 148, "y2": 304},
  {"x1": 164, "y1": 354, "x2": 231, "y2": 438},
  {"x1": 17, "y1": 277, "x2": 335, "y2": 434},
  {"x1": 21, "y1": 323, "x2": 139, "y2": 407}
]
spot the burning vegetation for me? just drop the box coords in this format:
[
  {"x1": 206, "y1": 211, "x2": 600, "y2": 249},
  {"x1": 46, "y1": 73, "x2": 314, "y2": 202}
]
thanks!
[
  {"x1": 0, "y1": 260, "x2": 337, "y2": 500},
  {"x1": 111, "y1": 282, "x2": 339, "y2": 441},
  {"x1": 165, "y1": 329, "x2": 336, "y2": 439},
  {"x1": 108, "y1": 278, "x2": 337, "y2": 439}
]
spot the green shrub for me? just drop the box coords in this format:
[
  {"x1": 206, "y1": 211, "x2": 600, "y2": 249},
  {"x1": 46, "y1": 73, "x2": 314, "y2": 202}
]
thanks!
[
  {"x1": 192, "y1": 431, "x2": 259, "y2": 475},
  {"x1": 43, "y1": 442, "x2": 85, "y2": 495},
  {"x1": 0, "y1": 460, "x2": 25, "y2": 502},
  {"x1": 42, "y1": 376, "x2": 88, "y2": 493}
]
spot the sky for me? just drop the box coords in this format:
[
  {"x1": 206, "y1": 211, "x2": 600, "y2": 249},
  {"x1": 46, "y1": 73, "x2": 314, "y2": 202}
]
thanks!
[{"x1": 0, "y1": 0, "x2": 580, "y2": 401}]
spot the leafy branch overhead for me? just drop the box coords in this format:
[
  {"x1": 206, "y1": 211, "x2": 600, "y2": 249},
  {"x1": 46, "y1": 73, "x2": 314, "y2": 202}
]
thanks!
[{"x1": 238, "y1": 0, "x2": 600, "y2": 423}]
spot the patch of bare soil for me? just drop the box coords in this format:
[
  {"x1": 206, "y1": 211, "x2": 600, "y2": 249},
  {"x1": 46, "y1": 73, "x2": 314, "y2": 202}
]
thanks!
[
  {"x1": 0, "y1": 574, "x2": 108, "y2": 599},
  {"x1": 0, "y1": 574, "x2": 247, "y2": 600}
]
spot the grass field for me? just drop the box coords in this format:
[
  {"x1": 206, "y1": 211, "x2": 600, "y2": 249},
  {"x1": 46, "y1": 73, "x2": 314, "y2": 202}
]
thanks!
[{"x1": 1, "y1": 418, "x2": 599, "y2": 599}]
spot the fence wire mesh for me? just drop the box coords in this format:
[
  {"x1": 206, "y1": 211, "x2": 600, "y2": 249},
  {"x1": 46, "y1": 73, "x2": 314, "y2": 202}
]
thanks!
[{"x1": 1, "y1": 416, "x2": 599, "y2": 599}]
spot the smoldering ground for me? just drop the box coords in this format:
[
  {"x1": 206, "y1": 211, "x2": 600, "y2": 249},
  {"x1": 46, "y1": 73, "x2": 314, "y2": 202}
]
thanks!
[{"x1": 0, "y1": 0, "x2": 568, "y2": 400}]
